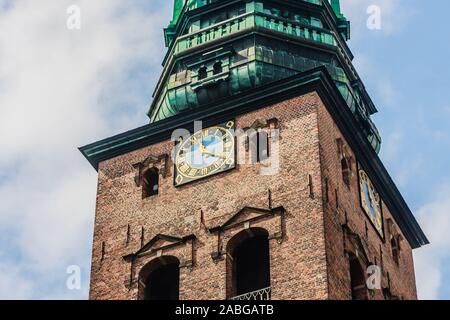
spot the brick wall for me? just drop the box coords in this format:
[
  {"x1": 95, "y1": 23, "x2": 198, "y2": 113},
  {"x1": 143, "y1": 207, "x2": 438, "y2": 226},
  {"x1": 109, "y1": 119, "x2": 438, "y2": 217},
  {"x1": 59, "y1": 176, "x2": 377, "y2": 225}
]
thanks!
[
  {"x1": 88, "y1": 91, "x2": 418, "y2": 300},
  {"x1": 316, "y1": 103, "x2": 418, "y2": 300}
]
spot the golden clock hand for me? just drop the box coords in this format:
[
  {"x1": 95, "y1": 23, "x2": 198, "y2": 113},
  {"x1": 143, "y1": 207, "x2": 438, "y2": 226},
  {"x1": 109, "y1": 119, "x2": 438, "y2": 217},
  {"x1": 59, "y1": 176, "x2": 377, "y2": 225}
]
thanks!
[
  {"x1": 192, "y1": 135, "x2": 201, "y2": 146},
  {"x1": 202, "y1": 150, "x2": 227, "y2": 159},
  {"x1": 192, "y1": 135, "x2": 207, "y2": 153}
]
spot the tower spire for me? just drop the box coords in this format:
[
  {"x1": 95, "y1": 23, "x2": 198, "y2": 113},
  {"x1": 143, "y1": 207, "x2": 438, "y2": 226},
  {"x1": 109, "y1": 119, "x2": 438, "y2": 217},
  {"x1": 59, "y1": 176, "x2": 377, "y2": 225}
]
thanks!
[
  {"x1": 165, "y1": 0, "x2": 186, "y2": 47},
  {"x1": 169, "y1": 0, "x2": 185, "y2": 28},
  {"x1": 154, "y1": 0, "x2": 376, "y2": 151},
  {"x1": 330, "y1": 0, "x2": 350, "y2": 41},
  {"x1": 330, "y1": 0, "x2": 343, "y2": 18}
]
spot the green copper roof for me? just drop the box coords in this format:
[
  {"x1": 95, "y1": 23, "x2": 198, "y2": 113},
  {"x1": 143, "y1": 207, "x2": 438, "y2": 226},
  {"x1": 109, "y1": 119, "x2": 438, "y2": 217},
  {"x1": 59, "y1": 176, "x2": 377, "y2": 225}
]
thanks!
[
  {"x1": 169, "y1": 0, "x2": 346, "y2": 26},
  {"x1": 157, "y1": 0, "x2": 377, "y2": 151},
  {"x1": 168, "y1": 0, "x2": 185, "y2": 28},
  {"x1": 330, "y1": 0, "x2": 343, "y2": 18}
]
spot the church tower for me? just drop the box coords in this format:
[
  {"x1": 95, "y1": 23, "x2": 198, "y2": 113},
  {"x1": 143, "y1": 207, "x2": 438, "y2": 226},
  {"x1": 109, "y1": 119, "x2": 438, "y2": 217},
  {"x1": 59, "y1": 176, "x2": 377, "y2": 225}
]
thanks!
[{"x1": 81, "y1": 0, "x2": 428, "y2": 300}]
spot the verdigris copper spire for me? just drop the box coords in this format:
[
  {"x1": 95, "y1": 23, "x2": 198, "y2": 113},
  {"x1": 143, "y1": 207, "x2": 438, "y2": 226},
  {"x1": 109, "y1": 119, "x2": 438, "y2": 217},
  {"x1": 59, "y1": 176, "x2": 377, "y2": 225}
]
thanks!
[
  {"x1": 164, "y1": 0, "x2": 185, "y2": 47},
  {"x1": 152, "y1": 0, "x2": 380, "y2": 152},
  {"x1": 169, "y1": 0, "x2": 185, "y2": 27},
  {"x1": 330, "y1": 0, "x2": 343, "y2": 17},
  {"x1": 330, "y1": 0, "x2": 350, "y2": 40}
]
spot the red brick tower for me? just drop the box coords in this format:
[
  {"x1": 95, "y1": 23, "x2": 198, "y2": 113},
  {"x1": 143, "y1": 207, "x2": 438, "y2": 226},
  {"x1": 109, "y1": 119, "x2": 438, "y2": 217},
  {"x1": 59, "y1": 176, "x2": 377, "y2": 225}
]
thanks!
[{"x1": 80, "y1": 0, "x2": 428, "y2": 300}]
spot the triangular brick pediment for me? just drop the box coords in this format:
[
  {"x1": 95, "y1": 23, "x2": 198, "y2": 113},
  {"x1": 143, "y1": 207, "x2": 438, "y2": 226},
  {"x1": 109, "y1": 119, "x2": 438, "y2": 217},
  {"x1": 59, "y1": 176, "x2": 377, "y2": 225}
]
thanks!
[
  {"x1": 150, "y1": 238, "x2": 180, "y2": 251},
  {"x1": 122, "y1": 233, "x2": 196, "y2": 269},
  {"x1": 137, "y1": 234, "x2": 182, "y2": 256},
  {"x1": 210, "y1": 206, "x2": 284, "y2": 232},
  {"x1": 122, "y1": 234, "x2": 195, "y2": 260},
  {"x1": 224, "y1": 207, "x2": 270, "y2": 228}
]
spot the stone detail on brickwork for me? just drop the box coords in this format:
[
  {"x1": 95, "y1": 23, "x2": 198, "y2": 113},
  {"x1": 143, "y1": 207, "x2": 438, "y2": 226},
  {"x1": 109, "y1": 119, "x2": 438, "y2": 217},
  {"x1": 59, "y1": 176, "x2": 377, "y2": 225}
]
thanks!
[
  {"x1": 209, "y1": 206, "x2": 285, "y2": 262},
  {"x1": 386, "y1": 218, "x2": 403, "y2": 243},
  {"x1": 133, "y1": 154, "x2": 169, "y2": 187},
  {"x1": 123, "y1": 234, "x2": 196, "y2": 261},
  {"x1": 336, "y1": 138, "x2": 354, "y2": 188},
  {"x1": 243, "y1": 118, "x2": 279, "y2": 152},
  {"x1": 122, "y1": 234, "x2": 196, "y2": 291},
  {"x1": 248, "y1": 118, "x2": 279, "y2": 131},
  {"x1": 342, "y1": 223, "x2": 371, "y2": 266}
]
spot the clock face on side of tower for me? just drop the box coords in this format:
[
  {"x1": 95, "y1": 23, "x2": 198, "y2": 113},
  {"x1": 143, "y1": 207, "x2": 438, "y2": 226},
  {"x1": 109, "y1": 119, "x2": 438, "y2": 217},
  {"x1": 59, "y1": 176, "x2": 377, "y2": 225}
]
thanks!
[
  {"x1": 358, "y1": 166, "x2": 384, "y2": 239},
  {"x1": 174, "y1": 120, "x2": 236, "y2": 187}
]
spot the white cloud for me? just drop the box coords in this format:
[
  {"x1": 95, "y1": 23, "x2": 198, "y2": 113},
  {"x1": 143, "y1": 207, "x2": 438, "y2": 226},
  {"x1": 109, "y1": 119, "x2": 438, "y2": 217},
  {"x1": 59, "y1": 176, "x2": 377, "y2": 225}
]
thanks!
[
  {"x1": 0, "y1": 0, "x2": 170, "y2": 299},
  {"x1": 414, "y1": 187, "x2": 450, "y2": 300},
  {"x1": 0, "y1": 262, "x2": 33, "y2": 300},
  {"x1": 0, "y1": 0, "x2": 443, "y2": 301}
]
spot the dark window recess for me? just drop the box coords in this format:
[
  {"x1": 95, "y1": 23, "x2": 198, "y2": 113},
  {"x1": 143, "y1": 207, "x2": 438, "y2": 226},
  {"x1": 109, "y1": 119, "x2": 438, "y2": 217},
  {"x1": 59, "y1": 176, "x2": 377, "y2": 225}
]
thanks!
[
  {"x1": 308, "y1": 174, "x2": 314, "y2": 198},
  {"x1": 213, "y1": 62, "x2": 223, "y2": 75},
  {"x1": 341, "y1": 157, "x2": 351, "y2": 188},
  {"x1": 349, "y1": 257, "x2": 368, "y2": 300},
  {"x1": 143, "y1": 168, "x2": 159, "y2": 198},
  {"x1": 234, "y1": 235, "x2": 270, "y2": 296},
  {"x1": 391, "y1": 236, "x2": 400, "y2": 266},
  {"x1": 101, "y1": 242, "x2": 106, "y2": 261},
  {"x1": 198, "y1": 67, "x2": 207, "y2": 80},
  {"x1": 143, "y1": 262, "x2": 179, "y2": 300},
  {"x1": 140, "y1": 226, "x2": 145, "y2": 248},
  {"x1": 335, "y1": 189, "x2": 339, "y2": 208},
  {"x1": 125, "y1": 224, "x2": 131, "y2": 246}
]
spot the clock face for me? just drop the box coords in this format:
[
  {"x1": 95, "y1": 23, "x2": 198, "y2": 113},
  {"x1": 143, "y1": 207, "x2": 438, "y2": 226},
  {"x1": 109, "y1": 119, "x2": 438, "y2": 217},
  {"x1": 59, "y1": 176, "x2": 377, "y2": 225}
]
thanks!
[
  {"x1": 359, "y1": 168, "x2": 384, "y2": 238},
  {"x1": 174, "y1": 120, "x2": 236, "y2": 186}
]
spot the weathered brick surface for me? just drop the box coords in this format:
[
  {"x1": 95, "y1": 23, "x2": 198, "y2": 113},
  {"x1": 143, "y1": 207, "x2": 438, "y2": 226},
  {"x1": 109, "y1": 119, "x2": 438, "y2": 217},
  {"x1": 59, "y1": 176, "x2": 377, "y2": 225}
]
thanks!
[
  {"x1": 316, "y1": 103, "x2": 417, "y2": 300},
  {"x1": 89, "y1": 91, "x2": 418, "y2": 300}
]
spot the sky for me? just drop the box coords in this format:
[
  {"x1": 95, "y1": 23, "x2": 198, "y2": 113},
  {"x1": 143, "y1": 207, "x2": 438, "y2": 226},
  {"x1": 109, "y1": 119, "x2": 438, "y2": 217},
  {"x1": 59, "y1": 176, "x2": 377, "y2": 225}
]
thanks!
[{"x1": 0, "y1": 0, "x2": 448, "y2": 300}]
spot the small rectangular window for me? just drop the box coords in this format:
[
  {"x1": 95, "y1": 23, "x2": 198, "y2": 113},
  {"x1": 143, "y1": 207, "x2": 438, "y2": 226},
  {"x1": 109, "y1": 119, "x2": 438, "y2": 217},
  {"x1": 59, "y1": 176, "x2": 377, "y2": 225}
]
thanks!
[
  {"x1": 143, "y1": 168, "x2": 159, "y2": 198},
  {"x1": 257, "y1": 130, "x2": 270, "y2": 162}
]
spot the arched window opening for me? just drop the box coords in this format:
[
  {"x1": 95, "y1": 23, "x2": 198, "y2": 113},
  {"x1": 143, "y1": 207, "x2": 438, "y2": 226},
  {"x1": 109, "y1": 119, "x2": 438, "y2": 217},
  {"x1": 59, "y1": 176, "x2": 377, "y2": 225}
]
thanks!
[
  {"x1": 227, "y1": 228, "x2": 271, "y2": 300},
  {"x1": 139, "y1": 256, "x2": 180, "y2": 300},
  {"x1": 213, "y1": 61, "x2": 223, "y2": 75},
  {"x1": 198, "y1": 66, "x2": 207, "y2": 80},
  {"x1": 341, "y1": 157, "x2": 351, "y2": 188},
  {"x1": 391, "y1": 236, "x2": 400, "y2": 266},
  {"x1": 143, "y1": 168, "x2": 159, "y2": 198},
  {"x1": 349, "y1": 256, "x2": 368, "y2": 300}
]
